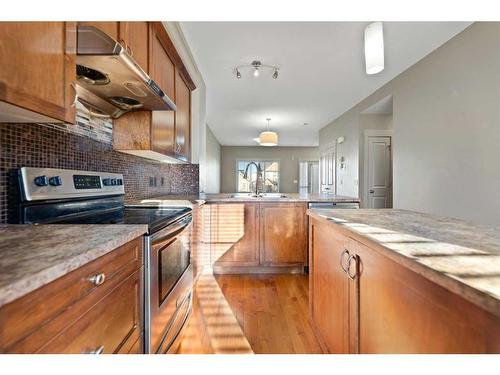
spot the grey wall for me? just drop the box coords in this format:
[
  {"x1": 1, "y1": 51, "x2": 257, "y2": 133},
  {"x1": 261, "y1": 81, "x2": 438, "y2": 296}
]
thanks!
[
  {"x1": 220, "y1": 146, "x2": 319, "y2": 193},
  {"x1": 320, "y1": 22, "x2": 500, "y2": 225},
  {"x1": 204, "y1": 125, "x2": 221, "y2": 193}
]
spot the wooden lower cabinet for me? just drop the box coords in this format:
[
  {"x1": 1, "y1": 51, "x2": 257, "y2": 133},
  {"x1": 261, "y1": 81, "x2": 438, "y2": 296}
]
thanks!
[
  {"x1": 260, "y1": 203, "x2": 307, "y2": 266},
  {"x1": 308, "y1": 216, "x2": 500, "y2": 354},
  {"x1": 350, "y1": 238, "x2": 500, "y2": 353},
  {"x1": 0, "y1": 237, "x2": 143, "y2": 354},
  {"x1": 211, "y1": 203, "x2": 260, "y2": 268},
  {"x1": 209, "y1": 202, "x2": 308, "y2": 273},
  {"x1": 309, "y1": 218, "x2": 350, "y2": 353}
]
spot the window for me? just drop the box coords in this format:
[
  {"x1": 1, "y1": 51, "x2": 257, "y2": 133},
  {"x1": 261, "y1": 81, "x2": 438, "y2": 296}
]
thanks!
[{"x1": 237, "y1": 160, "x2": 280, "y2": 193}]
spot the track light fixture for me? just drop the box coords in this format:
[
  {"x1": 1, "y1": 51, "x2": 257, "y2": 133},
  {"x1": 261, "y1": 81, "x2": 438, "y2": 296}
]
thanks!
[{"x1": 234, "y1": 60, "x2": 279, "y2": 79}]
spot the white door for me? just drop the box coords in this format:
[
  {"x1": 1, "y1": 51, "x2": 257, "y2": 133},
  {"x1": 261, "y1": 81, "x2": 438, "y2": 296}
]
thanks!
[
  {"x1": 309, "y1": 162, "x2": 320, "y2": 193},
  {"x1": 320, "y1": 147, "x2": 335, "y2": 193},
  {"x1": 299, "y1": 161, "x2": 320, "y2": 194},
  {"x1": 367, "y1": 136, "x2": 392, "y2": 208}
]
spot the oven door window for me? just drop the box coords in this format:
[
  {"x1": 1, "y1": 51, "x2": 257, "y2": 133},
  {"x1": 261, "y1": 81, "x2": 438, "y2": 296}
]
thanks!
[{"x1": 158, "y1": 234, "x2": 191, "y2": 304}]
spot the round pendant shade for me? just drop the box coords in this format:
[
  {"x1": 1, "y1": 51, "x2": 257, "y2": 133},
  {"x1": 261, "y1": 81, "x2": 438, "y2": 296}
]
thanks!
[{"x1": 259, "y1": 131, "x2": 278, "y2": 146}]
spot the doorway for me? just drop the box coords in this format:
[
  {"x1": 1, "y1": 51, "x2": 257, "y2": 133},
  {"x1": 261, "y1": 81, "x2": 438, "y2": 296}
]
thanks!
[
  {"x1": 299, "y1": 161, "x2": 320, "y2": 194},
  {"x1": 364, "y1": 133, "x2": 392, "y2": 208}
]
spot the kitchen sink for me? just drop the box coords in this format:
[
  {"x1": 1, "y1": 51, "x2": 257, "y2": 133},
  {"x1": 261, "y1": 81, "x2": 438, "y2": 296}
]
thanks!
[
  {"x1": 229, "y1": 193, "x2": 289, "y2": 199},
  {"x1": 259, "y1": 193, "x2": 289, "y2": 199},
  {"x1": 229, "y1": 193, "x2": 259, "y2": 198}
]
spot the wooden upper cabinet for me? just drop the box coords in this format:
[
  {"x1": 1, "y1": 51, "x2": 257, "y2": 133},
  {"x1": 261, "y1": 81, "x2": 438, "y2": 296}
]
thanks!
[
  {"x1": 149, "y1": 27, "x2": 176, "y2": 102},
  {"x1": 0, "y1": 22, "x2": 76, "y2": 123},
  {"x1": 309, "y1": 217, "x2": 350, "y2": 353},
  {"x1": 78, "y1": 21, "x2": 119, "y2": 40},
  {"x1": 119, "y1": 22, "x2": 149, "y2": 73},
  {"x1": 259, "y1": 203, "x2": 307, "y2": 266},
  {"x1": 113, "y1": 22, "x2": 192, "y2": 163},
  {"x1": 174, "y1": 69, "x2": 191, "y2": 162},
  {"x1": 211, "y1": 203, "x2": 260, "y2": 268}
]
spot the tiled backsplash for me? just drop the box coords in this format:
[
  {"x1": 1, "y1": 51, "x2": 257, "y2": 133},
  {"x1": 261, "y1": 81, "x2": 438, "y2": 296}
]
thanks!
[{"x1": 0, "y1": 119, "x2": 199, "y2": 223}]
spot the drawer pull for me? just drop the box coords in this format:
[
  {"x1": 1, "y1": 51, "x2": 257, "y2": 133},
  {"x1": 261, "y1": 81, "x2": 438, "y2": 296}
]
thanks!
[
  {"x1": 347, "y1": 255, "x2": 358, "y2": 280},
  {"x1": 88, "y1": 273, "x2": 106, "y2": 286},
  {"x1": 84, "y1": 345, "x2": 104, "y2": 354},
  {"x1": 340, "y1": 249, "x2": 350, "y2": 273}
]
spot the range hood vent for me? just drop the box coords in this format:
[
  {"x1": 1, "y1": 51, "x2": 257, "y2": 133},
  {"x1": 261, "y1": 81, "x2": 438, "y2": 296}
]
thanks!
[{"x1": 75, "y1": 26, "x2": 176, "y2": 119}]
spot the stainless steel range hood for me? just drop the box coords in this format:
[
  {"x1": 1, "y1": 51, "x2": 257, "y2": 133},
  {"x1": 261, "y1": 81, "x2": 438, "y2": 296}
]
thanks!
[{"x1": 75, "y1": 26, "x2": 176, "y2": 119}]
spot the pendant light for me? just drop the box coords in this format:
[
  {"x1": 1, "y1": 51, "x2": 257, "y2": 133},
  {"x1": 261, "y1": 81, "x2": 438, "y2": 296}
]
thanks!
[
  {"x1": 364, "y1": 22, "x2": 384, "y2": 75},
  {"x1": 259, "y1": 118, "x2": 278, "y2": 146}
]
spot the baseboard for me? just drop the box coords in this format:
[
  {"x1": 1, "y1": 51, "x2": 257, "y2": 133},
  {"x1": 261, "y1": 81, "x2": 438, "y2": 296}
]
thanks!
[{"x1": 212, "y1": 265, "x2": 305, "y2": 275}]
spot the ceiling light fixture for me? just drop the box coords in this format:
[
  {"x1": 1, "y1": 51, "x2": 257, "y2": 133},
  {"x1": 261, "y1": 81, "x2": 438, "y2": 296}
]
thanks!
[
  {"x1": 234, "y1": 60, "x2": 279, "y2": 79},
  {"x1": 258, "y1": 118, "x2": 278, "y2": 146},
  {"x1": 364, "y1": 21, "x2": 385, "y2": 75}
]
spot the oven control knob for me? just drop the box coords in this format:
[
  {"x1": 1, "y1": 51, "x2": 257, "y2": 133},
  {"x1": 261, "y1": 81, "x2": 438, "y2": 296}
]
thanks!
[
  {"x1": 49, "y1": 176, "x2": 62, "y2": 186},
  {"x1": 102, "y1": 178, "x2": 111, "y2": 186},
  {"x1": 34, "y1": 176, "x2": 49, "y2": 186}
]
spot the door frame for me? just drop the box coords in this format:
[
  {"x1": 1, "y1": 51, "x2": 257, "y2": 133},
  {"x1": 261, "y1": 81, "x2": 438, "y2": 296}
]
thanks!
[{"x1": 363, "y1": 129, "x2": 393, "y2": 208}]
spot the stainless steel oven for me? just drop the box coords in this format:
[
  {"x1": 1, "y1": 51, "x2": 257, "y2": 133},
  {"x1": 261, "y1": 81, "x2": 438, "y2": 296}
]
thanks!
[{"x1": 144, "y1": 212, "x2": 193, "y2": 354}]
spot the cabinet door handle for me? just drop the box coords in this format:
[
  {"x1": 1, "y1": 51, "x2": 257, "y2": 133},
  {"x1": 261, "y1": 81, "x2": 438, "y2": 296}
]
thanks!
[
  {"x1": 347, "y1": 255, "x2": 358, "y2": 280},
  {"x1": 88, "y1": 273, "x2": 106, "y2": 286},
  {"x1": 84, "y1": 345, "x2": 104, "y2": 354},
  {"x1": 340, "y1": 249, "x2": 350, "y2": 273}
]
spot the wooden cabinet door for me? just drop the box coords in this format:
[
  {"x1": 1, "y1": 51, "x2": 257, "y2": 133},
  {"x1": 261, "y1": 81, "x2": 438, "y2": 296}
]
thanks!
[
  {"x1": 78, "y1": 21, "x2": 119, "y2": 40},
  {"x1": 259, "y1": 203, "x2": 307, "y2": 266},
  {"x1": 0, "y1": 22, "x2": 76, "y2": 123},
  {"x1": 119, "y1": 22, "x2": 149, "y2": 73},
  {"x1": 149, "y1": 26, "x2": 175, "y2": 102},
  {"x1": 174, "y1": 69, "x2": 191, "y2": 162},
  {"x1": 350, "y1": 238, "x2": 500, "y2": 354},
  {"x1": 210, "y1": 203, "x2": 259, "y2": 267},
  {"x1": 309, "y1": 218, "x2": 350, "y2": 353}
]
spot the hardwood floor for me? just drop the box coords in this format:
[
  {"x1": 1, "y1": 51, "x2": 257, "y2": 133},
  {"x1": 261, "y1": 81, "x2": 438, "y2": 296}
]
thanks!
[
  {"x1": 215, "y1": 274, "x2": 323, "y2": 354},
  {"x1": 177, "y1": 271, "x2": 253, "y2": 354},
  {"x1": 177, "y1": 272, "x2": 323, "y2": 354}
]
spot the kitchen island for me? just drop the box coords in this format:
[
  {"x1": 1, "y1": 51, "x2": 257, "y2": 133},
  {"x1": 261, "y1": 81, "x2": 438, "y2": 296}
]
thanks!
[{"x1": 307, "y1": 208, "x2": 500, "y2": 353}]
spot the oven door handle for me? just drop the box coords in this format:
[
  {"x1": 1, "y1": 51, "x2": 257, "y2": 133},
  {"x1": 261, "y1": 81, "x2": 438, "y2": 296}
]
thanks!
[{"x1": 152, "y1": 214, "x2": 192, "y2": 241}]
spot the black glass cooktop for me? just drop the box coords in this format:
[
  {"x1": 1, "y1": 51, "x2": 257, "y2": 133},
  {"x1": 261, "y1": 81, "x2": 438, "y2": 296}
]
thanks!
[{"x1": 43, "y1": 206, "x2": 191, "y2": 233}]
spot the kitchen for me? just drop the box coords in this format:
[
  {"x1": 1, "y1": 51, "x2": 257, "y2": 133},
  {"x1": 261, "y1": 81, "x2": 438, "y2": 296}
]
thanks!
[{"x1": 1, "y1": 1, "x2": 499, "y2": 372}]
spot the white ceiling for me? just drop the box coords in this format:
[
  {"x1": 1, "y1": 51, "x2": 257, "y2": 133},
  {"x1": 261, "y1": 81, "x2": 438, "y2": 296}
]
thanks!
[{"x1": 180, "y1": 22, "x2": 471, "y2": 146}]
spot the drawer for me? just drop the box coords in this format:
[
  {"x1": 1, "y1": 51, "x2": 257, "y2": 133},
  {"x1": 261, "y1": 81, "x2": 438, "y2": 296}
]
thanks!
[
  {"x1": 38, "y1": 269, "x2": 141, "y2": 354},
  {"x1": 0, "y1": 236, "x2": 142, "y2": 352}
]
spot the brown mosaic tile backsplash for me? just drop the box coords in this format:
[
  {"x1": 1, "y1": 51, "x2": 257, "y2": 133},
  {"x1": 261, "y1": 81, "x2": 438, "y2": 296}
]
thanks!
[{"x1": 0, "y1": 123, "x2": 199, "y2": 223}]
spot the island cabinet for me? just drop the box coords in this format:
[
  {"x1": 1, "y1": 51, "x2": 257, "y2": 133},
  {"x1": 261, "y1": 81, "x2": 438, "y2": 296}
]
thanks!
[
  {"x1": 0, "y1": 22, "x2": 76, "y2": 123},
  {"x1": 113, "y1": 22, "x2": 193, "y2": 163},
  {"x1": 208, "y1": 202, "x2": 308, "y2": 273},
  {"x1": 0, "y1": 237, "x2": 143, "y2": 354},
  {"x1": 259, "y1": 203, "x2": 307, "y2": 266},
  {"x1": 309, "y1": 216, "x2": 500, "y2": 354},
  {"x1": 210, "y1": 203, "x2": 260, "y2": 268}
]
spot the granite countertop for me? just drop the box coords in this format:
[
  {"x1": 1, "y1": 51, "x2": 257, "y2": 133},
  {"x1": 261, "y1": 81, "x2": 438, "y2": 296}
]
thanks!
[
  {"x1": 131, "y1": 193, "x2": 360, "y2": 204},
  {"x1": 0, "y1": 224, "x2": 148, "y2": 308},
  {"x1": 307, "y1": 208, "x2": 500, "y2": 317},
  {"x1": 202, "y1": 192, "x2": 360, "y2": 203}
]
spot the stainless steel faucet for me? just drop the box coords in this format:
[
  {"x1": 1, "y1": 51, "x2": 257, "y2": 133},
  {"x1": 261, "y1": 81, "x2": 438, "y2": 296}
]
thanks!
[{"x1": 243, "y1": 161, "x2": 262, "y2": 196}]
